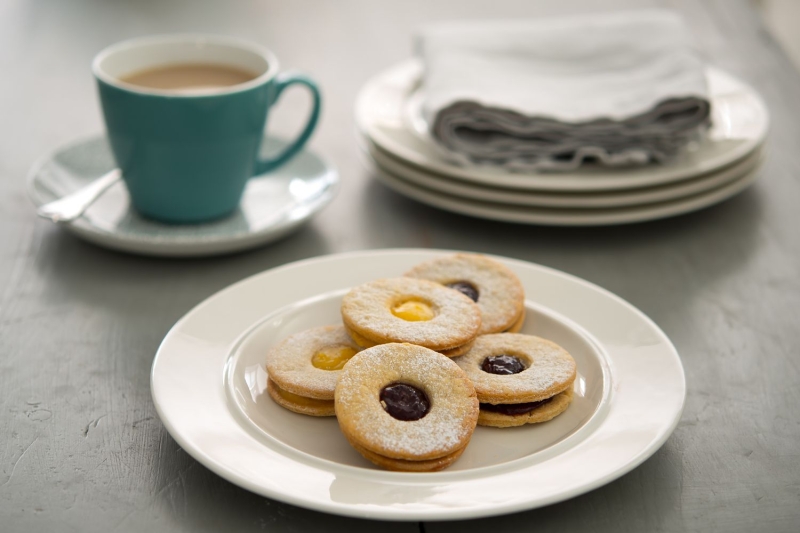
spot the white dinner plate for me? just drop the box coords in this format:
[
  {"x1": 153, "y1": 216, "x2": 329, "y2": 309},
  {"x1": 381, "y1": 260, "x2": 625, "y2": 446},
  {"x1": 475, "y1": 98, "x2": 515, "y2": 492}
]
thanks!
[
  {"x1": 27, "y1": 135, "x2": 339, "y2": 257},
  {"x1": 355, "y1": 60, "x2": 769, "y2": 192},
  {"x1": 370, "y1": 159, "x2": 760, "y2": 226},
  {"x1": 151, "y1": 249, "x2": 685, "y2": 520},
  {"x1": 365, "y1": 137, "x2": 764, "y2": 209}
]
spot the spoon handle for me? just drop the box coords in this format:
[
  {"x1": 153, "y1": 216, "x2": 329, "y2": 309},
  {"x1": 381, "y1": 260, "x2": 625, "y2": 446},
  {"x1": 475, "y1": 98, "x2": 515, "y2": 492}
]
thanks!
[{"x1": 37, "y1": 169, "x2": 122, "y2": 223}]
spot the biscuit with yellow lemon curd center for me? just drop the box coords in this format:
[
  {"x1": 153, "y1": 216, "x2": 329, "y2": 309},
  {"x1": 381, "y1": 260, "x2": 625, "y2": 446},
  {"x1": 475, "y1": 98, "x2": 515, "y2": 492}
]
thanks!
[
  {"x1": 267, "y1": 379, "x2": 335, "y2": 417},
  {"x1": 340, "y1": 277, "x2": 481, "y2": 355},
  {"x1": 265, "y1": 325, "x2": 361, "y2": 416}
]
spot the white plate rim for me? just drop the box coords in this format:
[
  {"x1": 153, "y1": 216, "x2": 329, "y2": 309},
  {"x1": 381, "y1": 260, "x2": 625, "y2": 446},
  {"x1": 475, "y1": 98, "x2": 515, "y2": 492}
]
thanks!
[
  {"x1": 355, "y1": 60, "x2": 769, "y2": 192},
  {"x1": 365, "y1": 137, "x2": 764, "y2": 209},
  {"x1": 369, "y1": 157, "x2": 761, "y2": 226},
  {"x1": 150, "y1": 249, "x2": 686, "y2": 520},
  {"x1": 26, "y1": 135, "x2": 339, "y2": 257}
]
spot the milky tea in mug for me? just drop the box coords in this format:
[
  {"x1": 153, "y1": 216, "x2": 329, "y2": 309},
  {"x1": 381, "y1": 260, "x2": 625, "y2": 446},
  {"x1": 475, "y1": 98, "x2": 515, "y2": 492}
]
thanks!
[
  {"x1": 93, "y1": 35, "x2": 321, "y2": 223},
  {"x1": 120, "y1": 63, "x2": 259, "y2": 92}
]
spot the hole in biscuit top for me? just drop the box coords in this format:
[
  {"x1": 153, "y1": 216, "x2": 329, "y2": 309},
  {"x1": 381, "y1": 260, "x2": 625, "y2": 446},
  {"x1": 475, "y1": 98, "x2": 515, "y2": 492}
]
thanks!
[
  {"x1": 311, "y1": 344, "x2": 358, "y2": 371},
  {"x1": 446, "y1": 281, "x2": 479, "y2": 302},
  {"x1": 391, "y1": 300, "x2": 435, "y2": 321},
  {"x1": 380, "y1": 383, "x2": 430, "y2": 421}
]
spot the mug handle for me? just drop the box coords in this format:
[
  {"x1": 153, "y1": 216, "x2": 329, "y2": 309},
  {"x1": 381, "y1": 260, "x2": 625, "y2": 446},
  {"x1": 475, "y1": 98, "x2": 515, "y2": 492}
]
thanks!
[{"x1": 253, "y1": 72, "x2": 321, "y2": 175}]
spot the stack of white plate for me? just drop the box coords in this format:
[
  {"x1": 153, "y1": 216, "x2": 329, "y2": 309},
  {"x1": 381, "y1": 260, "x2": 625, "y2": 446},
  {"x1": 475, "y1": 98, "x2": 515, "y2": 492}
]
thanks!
[{"x1": 355, "y1": 61, "x2": 769, "y2": 226}]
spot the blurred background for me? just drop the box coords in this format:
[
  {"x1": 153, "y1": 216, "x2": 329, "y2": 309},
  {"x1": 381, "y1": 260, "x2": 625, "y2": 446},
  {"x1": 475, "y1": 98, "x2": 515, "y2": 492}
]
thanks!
[{"x1": 757, "y1": 0, "x2": 800, "y2": 67}]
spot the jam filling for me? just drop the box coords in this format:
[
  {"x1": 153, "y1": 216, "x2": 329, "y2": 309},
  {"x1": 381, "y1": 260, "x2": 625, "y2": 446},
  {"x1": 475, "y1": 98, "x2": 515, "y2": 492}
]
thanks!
[
  {"x1": 480, "y1": 397, "x2": 552, "y2": 416},
  {"x1": 446, "y1": 281, "x2": 479, "y2": 302},
  {"x1": 481, "y1": 354, "x2": 526, "y2": 375},
  {"x1": 379, "y1": 383, "x2": 430, "y2": 421}
]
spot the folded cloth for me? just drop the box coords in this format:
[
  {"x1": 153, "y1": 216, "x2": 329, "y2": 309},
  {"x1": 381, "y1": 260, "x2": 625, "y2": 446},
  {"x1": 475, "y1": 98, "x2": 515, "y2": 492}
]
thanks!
[{"x1": 417, "y1": 10, "x2": 711, "y2": 171}]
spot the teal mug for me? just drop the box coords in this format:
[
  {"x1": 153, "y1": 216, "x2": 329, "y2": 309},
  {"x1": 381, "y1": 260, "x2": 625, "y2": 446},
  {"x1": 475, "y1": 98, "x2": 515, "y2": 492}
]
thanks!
[{"x1": 93, "y1": 35, "x2": 321, "y2": 223}]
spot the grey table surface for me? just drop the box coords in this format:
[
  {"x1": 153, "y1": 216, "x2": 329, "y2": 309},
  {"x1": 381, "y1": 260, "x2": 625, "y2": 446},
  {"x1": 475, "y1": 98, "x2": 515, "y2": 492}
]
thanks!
[{"x1": 2, "y1": 0, "x2": 799, "y2": 531}]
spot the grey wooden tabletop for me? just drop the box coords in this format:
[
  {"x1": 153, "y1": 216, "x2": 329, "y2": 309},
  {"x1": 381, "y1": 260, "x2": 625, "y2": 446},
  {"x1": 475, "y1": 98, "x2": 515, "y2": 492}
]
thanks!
[{"x1": 2, "y1": 0, "x2": 799, "y2": 531}]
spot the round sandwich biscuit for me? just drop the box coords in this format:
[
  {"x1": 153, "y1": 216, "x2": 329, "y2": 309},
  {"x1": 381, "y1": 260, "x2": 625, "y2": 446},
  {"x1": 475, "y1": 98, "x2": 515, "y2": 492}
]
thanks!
[
  {"x1": 341, "y1": 277, "x2": 481, "y2": 356},
  {"x1": 455, "y1": 333, "x2": 577, "y2": 427},
  {"x1": 477, "y1": 388, "x2": 574, "y2": 428},
  {"x1": 266, "y1": 325, "x2": 361, "y2": 417},
  {"x1": 405, "y1": 253, "x2": 526, "y2": 335},
  {"x1": 345, "y1": 437, "x2": 467, "y2": 472},
  {"x1": 335, "y1": 343, "x2": 479, "y2": 472},
  {"x1": 267, "y1": 379, "x2": 337, "y2": 417}
]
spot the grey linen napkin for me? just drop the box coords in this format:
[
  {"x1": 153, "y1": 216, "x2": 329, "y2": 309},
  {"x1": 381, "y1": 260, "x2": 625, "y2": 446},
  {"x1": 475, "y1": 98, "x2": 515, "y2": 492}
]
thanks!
[{"x1": 417, "y1": 11, "x2": 711, "y2": 171}]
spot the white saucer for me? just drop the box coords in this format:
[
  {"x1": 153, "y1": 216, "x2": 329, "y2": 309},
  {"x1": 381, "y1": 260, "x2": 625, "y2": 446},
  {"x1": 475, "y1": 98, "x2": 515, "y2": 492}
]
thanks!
[
  {"x1": 27, "y1": 136, "x2": 339, "y2": 257},
  {"x1": 365, "y1": 137, "x2": 764, "y2": 209},
  {"x1": 370, "y1": 159, "x2": 760, "y2": 226},
  {"x1": 356, "y1": 60, "x2": 769, "y2": 192},
  {"x1": 151, "y1": 249, "x2": 685, "y2": 520}
]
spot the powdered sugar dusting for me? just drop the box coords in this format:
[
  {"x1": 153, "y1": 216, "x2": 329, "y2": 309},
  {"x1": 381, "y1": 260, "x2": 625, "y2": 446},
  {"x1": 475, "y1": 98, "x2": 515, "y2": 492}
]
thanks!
[
  {"x1": 455, "y1": 333, "x2": 577, "y2": 403},
  {"x1": 405, "y1": 253, "x2": 525, "y2": 334},
  {"x1": 265, "y1": 325, "x2": 361, "y2": 400},
  {"x1": 341, "y1": 278, "x2": 481, "y2": 351},
  {"x1": 335, "y1": 343, "x2": 478, "y2": 459}
]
